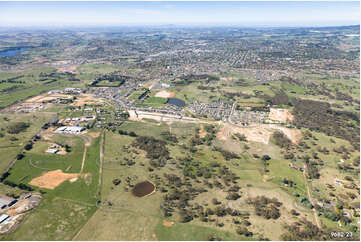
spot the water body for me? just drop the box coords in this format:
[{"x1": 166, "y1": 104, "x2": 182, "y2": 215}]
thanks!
[
  {"x1": 0, "y1": 47, "x2": 31, "y2": 57},
  {"x1": 167, "y1": 98, "x2": 186, "y2": 107}
]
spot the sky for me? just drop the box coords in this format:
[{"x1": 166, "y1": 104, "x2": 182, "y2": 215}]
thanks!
[{"x1": 0, "y1": 1, "x2": 359, "y2": 27}]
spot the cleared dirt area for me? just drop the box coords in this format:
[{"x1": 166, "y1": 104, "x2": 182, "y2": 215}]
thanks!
[
  {"x1": 217, "y1": 123, "x2": 271, "y2": 144},
  {"x1": 128, "y1": 110, "x2": 202, "y2": 123},
  {"x1": 269, "y1": 124, "x2": 303, "y2": 144},
  {"x1": 71, "y1": 94, "x2": 104, "y2": 106},
  {"x1": 56, "y1": 65, "x2": 78, "y2": 73},
  {"x1": 268, "y1": 108, "x2": 294, "y2": 123},
  {"x1": 26, "y1": 94, "x2": 73, "y2": 103},
  {"x1": 29, "y1": 169, "x2": 80, "y2": 189},
  {"x1": 154, "y1": 90, "x2": 175, "y2": 98},
  {"x1": 217, "y1": 123, "x2": 302, "y2": 145},
  {"x1": 132, "y1": 181, "x2": 156, "y2": 197},
  {"x1": 162, "y1": 220, "x2": 174, "y2": 227}
]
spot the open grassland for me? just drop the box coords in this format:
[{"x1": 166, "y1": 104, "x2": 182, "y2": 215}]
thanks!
[
  {"x1": 1, "y1": 198, "x2": 96, "y2": 241},
  {"x1": 138, "y1": 96, "x2": 168, "y2": 108},
  {"x1": 119, "y1": 120, "x2": 169, "y2": 139},
  {"x1": 0, "y1": 112, "x2": 54, "y2": 172},
  {"x1": 77, "y1": 63, "x2": 122, "y2": 75},
  {"x1": 154, "y1": 222, "x2": 255, "y2": 241}
]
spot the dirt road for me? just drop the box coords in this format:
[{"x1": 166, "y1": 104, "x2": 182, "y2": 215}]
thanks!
[
  {"x1": 98, "y1": 130, "x2": 105, "y2": 186},
  {"x1": 303, "y1": 163, "x2": 321, "y2": 229}
]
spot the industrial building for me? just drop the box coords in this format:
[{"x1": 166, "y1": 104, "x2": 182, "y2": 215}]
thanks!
[
  {"x1": 0, "y1": 214, "x2": 9, "y2": 224},
  {"x1": 55, "y1": 126, "x2": 85, "y2": 134},
  {"x1": 0, "y1": 196, "x2": 17, "y2": 210}
]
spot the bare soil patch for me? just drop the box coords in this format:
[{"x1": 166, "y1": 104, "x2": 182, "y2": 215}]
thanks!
[
  {"x1": 217, "y1": 123, "x2": 271, "y2": 144},
  {"x1": 162, "y1": 220, "x2": 174, "y2": 227},
  {"x1": 154, "y1": 90, "x2": 174, "y2": 98},
  {"x1": 128, "y1": 110, "x2": 144, "y2": 122},
  {"x1": 26, "y1": 94, "x2": 73, "y2": 103},
  {"x1": 269, "y1": 108, "x2": 294, "y2": 123},
  {"x1": 217, "y1": 123, "x2": 301, "y2": 145},
  {"x1": 29, "y1": 169, "x2": 79, "y2": 189},
  {"x1": 72, "y1": 94, "x2": 104, "y2": 106},
  {"x1": 198, "y1": 124, "x2": 207, "y2": 138},
  {"x1": 132, "y1": 181, "x2": 156, "y2": 197},
  {"x1": 56, "y1": 65, "x2": 78, "y2": 73}
]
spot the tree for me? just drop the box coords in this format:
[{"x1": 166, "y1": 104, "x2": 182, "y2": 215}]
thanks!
[{"x1": 112, "y1": 178, "x2": 121, "y2": 186}]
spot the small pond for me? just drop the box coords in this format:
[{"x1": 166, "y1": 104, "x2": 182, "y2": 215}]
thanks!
[{"x1": 167, "y1": 98, "x2": 186, "y2": 107}]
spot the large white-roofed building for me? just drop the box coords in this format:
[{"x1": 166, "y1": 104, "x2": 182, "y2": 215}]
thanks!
[{"x1": 55, "y1": 126, "x2": 85, "y2": 134}]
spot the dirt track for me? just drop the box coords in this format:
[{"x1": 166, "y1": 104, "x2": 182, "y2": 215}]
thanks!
[
  {"x1": 98, "y1": 130, "x2": 105, "y2": 186},
  {"x1": 303, "y1": 164, "x2": 321, "y2": 229}
]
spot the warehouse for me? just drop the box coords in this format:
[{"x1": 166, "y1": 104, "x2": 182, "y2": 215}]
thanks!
[{"x1": 55, "y1": 126, "x2": 85, "y2": 134}]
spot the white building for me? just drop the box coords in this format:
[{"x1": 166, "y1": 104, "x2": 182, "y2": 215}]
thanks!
[
  {"x1": 46, "y1": 148, "x2": 59, "y2": 154},
  {"x1": 0, "y1": 214, "x2": 10, "y2": 224},
  {"x1": 55, "y1": 126, "x2": 85, "y2": 134}
]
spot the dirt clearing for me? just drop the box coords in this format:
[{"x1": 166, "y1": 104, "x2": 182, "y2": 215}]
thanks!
[
  {"x1": 72, "y1": 94, "x2": 104, "y2": 106},
  {"x1": 217, "y1": 123, "x2": 302, "y2": 145},
  {"x1": 29, "y1": 169, "x2": 81, "y2": 189},
  {"x1": 56, "y1": 65, "x2": 78, "y2": 73},
  {"x1": 154, "y1": 90, "x2": 175, "y2": 98},
  {"x1": 26, "y1": 94, "x2": 73, "y2": 103},
  {"x1": 162, "y1": 221, "x2": 174, "y2": 227},
  {"x1": 217, "y1": 123, "x2": 271, "y2": 144},
  {"x1": 268, "y1": 108, "x2": 294, "y2": 123}
]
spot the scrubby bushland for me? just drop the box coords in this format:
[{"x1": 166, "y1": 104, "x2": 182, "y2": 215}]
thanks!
[
  {"x1": 246, "y1": 196, "x2": 282, "y2": 219},
  {"x1": 272, "y1": 131, "x2": 291, "y2": 148},
  {"x1": 292, "y1": 99, "x2": 360, "y2": 148},
  {"x1": 7, "y1": 122, "x2": 29, "y2": 134},
  {"x1": 132, "y1": 136, "x2": 169, "y2": 167}
]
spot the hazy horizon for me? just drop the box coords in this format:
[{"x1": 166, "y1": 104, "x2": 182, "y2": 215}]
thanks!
[{"x1": 0, "y1": 1, "x2": 359, "y2": 28}]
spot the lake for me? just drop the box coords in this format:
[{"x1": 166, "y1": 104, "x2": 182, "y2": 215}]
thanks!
[
  {"x1": 0, "y1": 47, "x2": 31, "y2": 57},
  {"x1": 167, "y1": 98, "x2": 186, "y2": 107}
]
